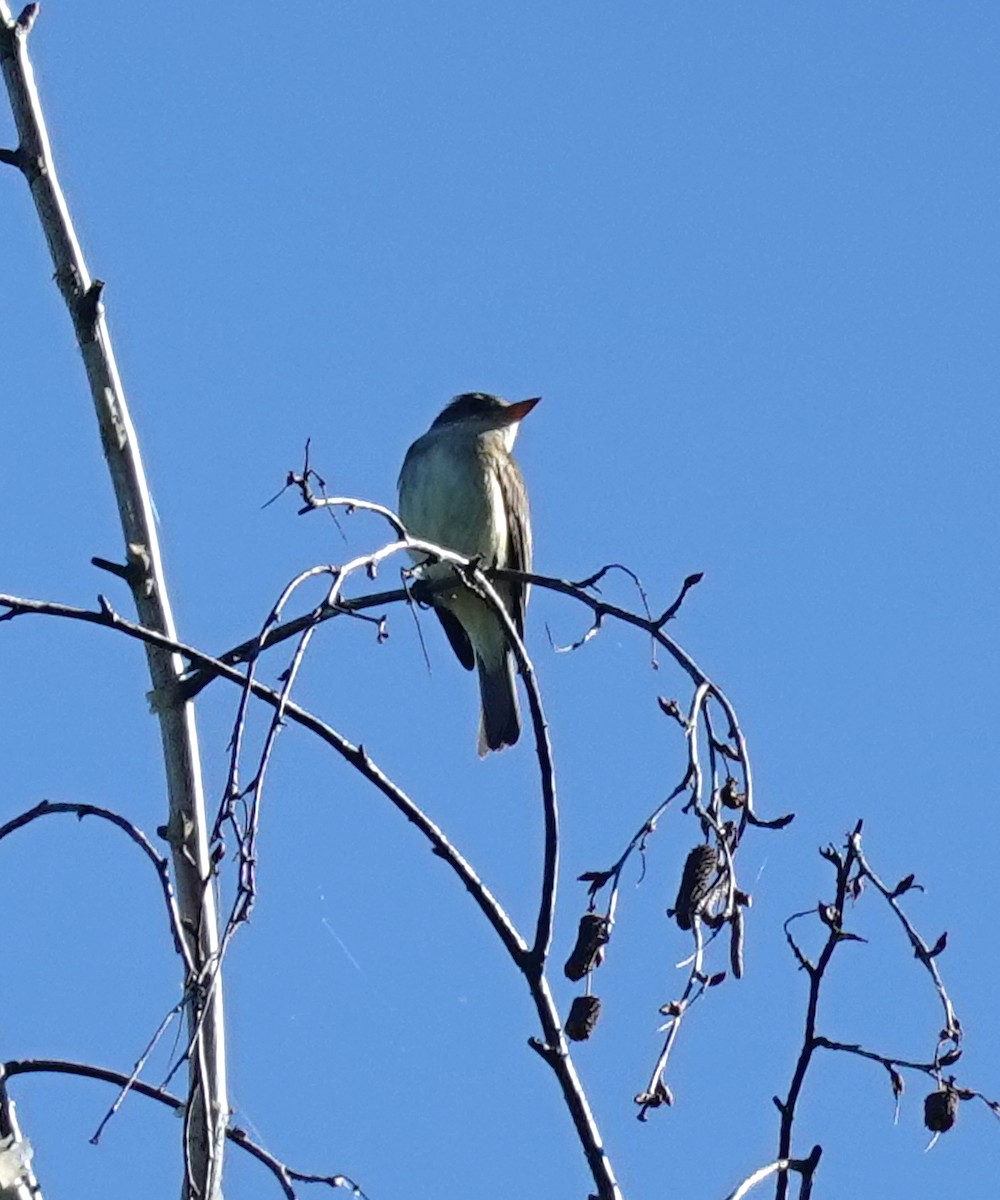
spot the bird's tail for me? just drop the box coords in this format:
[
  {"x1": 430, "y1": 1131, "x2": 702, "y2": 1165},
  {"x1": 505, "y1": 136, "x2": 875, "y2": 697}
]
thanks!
[{"x1": 477, "y1": 653, "x2": 520, "y2": 755}]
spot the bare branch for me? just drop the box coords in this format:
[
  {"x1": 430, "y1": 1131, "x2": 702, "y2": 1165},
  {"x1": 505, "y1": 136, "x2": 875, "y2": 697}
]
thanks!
[
  {"x1": 0, "y1": 1060, "x2": 365, "y2": 1199},
  {"x1": 449, "y1": 556, "x2": 559, "y2": 966},
  {"x1": 0, "y1": 1074, "x2": 43, "y2": 1200},
  {"x1": 0, "y1": 590, "x2": 529, "y2": 964},
  {"x1": 0, "y1": 7, "x2": 227, "y2": 1192},
  {"x1": 0, "y1": 512, "x2": 765, "y2": 1200},
  {"x1": 288, "y1": 463, "x2": 406, "y2": 538},
  {"x1": 0, "y1": 581, "x2": 624, "y2": 1197},
  {"x1": 849, "y1": 834, "x2": 961, "y2": 1042},
  {"x1": 813, "y1": 1037, "x2": 949, "y2": 1081},
  {"x1": 772, "y1": 825, "x2": 996, "y2": 1198},
  {"x1": 774, "y1": 832, "x2": 859, "y2": 1200},
  {"x1": 723, "y1": 1146, "x2": 822, "y2": 1200},
  {"x1": 90, "y1": 1005, "x2": 184, "y2": 1145},
  {"x1": 0, "y1": 800, "x2": 193, "y2": 974}
]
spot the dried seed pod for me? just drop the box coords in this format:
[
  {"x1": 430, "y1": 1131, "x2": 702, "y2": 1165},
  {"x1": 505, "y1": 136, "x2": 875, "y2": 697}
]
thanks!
[
  {"x1": 730, "y1": 906, "x2": 745, "y2": 979},
  {"x1": 924, "y1": 1087, "x2": 959, "y2": 1133},
  {"x1": 566, "y1": 995, "x2": 602, "y2": 1042},
  {"x1": 635, "y1": 1080, "x2": 674, "y2": 1109},
  {"x1": 670, "y1": 845, "x2": 719, "y2": 930},
  {"x1": 719, "y1": 777, "x2": 746, "y2": 809},
  {"x1": 564, "y1": 913, "x2": 610, "y2": 981}
]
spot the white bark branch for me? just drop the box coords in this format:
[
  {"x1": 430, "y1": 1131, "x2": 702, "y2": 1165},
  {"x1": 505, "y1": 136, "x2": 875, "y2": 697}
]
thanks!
[
  {"x1": 0, "y1": 1081, "x2": 42, "y2": 1200},
  {"x1": 0, "y1": 7, "x2": 228, "y2": 1196}
]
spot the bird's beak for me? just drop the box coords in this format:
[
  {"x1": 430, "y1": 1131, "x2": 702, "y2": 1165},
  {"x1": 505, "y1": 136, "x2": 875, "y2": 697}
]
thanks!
[{"x1": 505, "y1": 396, "x2": 541, "y2": 423}]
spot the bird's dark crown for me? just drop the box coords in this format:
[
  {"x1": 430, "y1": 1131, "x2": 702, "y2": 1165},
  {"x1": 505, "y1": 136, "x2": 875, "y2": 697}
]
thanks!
[{"x1": 431, "y1": 393, "x2": 507, "y2": 428}]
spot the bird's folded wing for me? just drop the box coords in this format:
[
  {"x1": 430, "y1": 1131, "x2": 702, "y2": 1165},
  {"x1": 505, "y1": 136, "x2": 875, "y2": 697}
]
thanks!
[
  {"x1": 495, "y1": 456, "x2": 532, "y2": 638},
  {"x1": 434, "y1": 606, "x2": 476, "y2": 671}
]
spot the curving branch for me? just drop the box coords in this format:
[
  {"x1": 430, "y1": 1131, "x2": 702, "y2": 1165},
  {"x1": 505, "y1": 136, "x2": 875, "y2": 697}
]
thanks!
[
  {"x1": 849, "y1": 833, "x2": 960, "y2": 1042},
  {"x1": 0, "y1": 6, "x2": 227, "y2": 1195},
  {"x1": 3, "y1": 493, "x2": 784, "y2": 1200},
  {"x1": 0, "y1": 499, "x2": 769, "y2": 1200},
  {"x1": 448, "y1": 554, "x2": 559, "y2": 967},
  {"x1": 206, "y1": 486, "x2": 610, "y2": 1193},
  {"x1": 566, "y1": 618, "x2": 783, "y2": 1112},
  {"x1": 214, "y1": 541, "x2": 406, "y2": 941},
  {"x1": 0, "y1": 1060, "x2": 365, "y2": 1199},
  {"x1": 0, "y1": 574, "x2": 620, "y2": 1199},
  {"x1": 0, "y1": 588, "x2": 528, "y2": 949},
  {"x1": 722, "y1": 1146, "x2": 822, "y2": 1200},
  {"x1": 0, "y1": 800, "x2": 194, "y2": 974}
]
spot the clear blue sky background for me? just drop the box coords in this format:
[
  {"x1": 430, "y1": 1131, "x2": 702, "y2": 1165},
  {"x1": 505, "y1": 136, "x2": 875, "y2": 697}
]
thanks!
[{"x1": 2, "y1": 4, "x2": 998, "y2": 1198}]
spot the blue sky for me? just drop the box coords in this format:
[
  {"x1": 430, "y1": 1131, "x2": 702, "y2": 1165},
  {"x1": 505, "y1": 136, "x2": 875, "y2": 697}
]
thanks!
[{"x1": 1, "y1": 4, "x2": 998, "y2": 1198}]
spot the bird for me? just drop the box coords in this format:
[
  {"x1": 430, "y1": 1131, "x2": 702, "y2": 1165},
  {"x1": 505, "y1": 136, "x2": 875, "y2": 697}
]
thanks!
[{"x1": 397, "y1": 392, "x2": 539, "y2": 755}]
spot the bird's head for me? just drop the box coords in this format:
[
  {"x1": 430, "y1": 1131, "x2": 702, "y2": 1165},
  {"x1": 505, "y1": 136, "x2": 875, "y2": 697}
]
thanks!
[{"x1": 431, "y1": 393, "x2": 540, "y2": 446}]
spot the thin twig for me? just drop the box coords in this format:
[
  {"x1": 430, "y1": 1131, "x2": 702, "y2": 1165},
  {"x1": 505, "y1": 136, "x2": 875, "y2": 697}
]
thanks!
[
  {"x1": 90, "y1": 1003, "x2": 184, "y2": 1144},
  {"x1": 850, "y1": 834, "x2": 960, "y2": 1042}
]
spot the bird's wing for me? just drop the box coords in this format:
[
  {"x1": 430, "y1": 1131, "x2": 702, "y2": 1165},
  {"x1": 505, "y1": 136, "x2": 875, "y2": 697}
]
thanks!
[
  {"x1": 434, "y1": 606, "x2": 476, "y2": 671},
  {"x1": 495, "y1": 456, "x2": 532, "y2": 637}
]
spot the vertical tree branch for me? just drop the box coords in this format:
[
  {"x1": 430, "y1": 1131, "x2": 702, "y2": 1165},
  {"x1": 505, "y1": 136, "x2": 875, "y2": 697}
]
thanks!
[
  {"x1": 0, "y1": 1076, "x2": 43, "y2": 1200},
  {"x1": 454, "y1": 560, "x2": 559, "y2": 965},
  {"x1": 529, "y1": 975, "x2": 622, "y2": 1200},
  {"x1": 774, "y1": 833, "x2": 860, "y2": 1200},
  {"x1": 0, "y1": 8, "x2": 228, "y2": 1197}
]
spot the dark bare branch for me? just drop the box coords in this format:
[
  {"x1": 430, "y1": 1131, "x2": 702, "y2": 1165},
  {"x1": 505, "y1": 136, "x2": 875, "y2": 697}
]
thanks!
[
  {"x1": 0, "y1": 1060, "x2": 366, "y2": 1199},
  {"x1": 0, "y1": 800, "x2": 193, "y2": 974}
]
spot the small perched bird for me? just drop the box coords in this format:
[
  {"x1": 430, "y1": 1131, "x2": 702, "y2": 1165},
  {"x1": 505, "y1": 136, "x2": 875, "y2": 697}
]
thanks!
[{"x1": 398, "y1": 392, "x2": 539, "y2": 755}]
